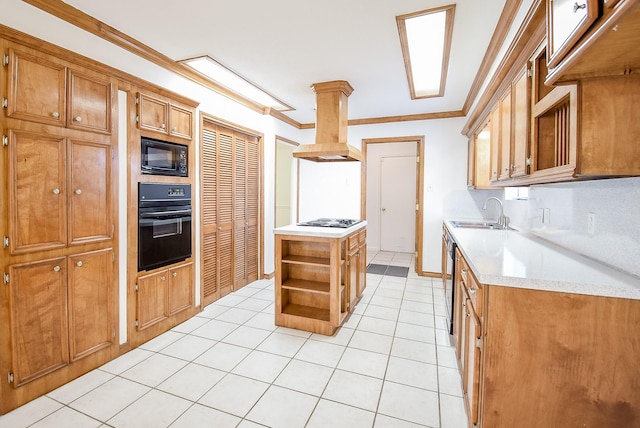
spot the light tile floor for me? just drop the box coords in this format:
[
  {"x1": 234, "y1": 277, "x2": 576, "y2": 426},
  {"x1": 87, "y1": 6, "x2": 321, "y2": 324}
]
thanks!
[{"x1": 0, "y1": 251, "x2": 467, "y2": 428}]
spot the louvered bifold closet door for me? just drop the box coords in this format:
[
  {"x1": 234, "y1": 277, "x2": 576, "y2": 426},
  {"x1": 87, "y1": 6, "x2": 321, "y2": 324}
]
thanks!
[
  {"x1": 217, "y1": 128, "x2": 234, "y2": 297},
  {"x1": 245, "y1": 136, "x2": 259, "y2": 283},
  {"x1": 201, "y1": 121, "x2": 260, "y2": 305},
  {"x1": 201, "y1": 128, "x2": 219, "y2": 305},
  {"x1": 232, "y1": 133, "x2": 259, "y2": 289}
]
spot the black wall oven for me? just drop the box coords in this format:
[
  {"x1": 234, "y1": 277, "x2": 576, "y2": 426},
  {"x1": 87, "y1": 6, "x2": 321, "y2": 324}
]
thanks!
[{"x1": 138, "y1": 183, "x2": 191, "y2": 271}]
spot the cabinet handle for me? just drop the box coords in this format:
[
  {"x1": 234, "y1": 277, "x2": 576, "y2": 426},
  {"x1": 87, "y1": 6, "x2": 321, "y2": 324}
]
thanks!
[
  {"x1": 172, "y1": 126, "x2": 177, "y2": 132},
  {"x1": 76, "y1": 261, "x2": 83, "y2": 267},
  {"x1": 173, "y1": 272, "x2": 177, "y2": 277},
  {"x1": 52, "y1": 111, "x2": 59, "y2": 118},
  {"x1": 573, "y1": 2, "x2": 586, "y2": 12},
  {"x1": 74, "y1": 116, "x2": 82, "y2": 122},
  {"x1": 469, "y1": 287, "x2": 477, "y2": 296},
  {"x1": 75, "y1": 189, "x2": 82, "y2": 195},
  {"x1": 461, "y1": 269, "x2": 467, "y2": 279},
  {"x1": 504, "y1": 167, "x2": 509, "y2": 172},
  {"x1": 53, "y1": 265, "x2": 61, "y2": 272},
  {"x1": 161, "y1": 276, "x2": 166, "y2": 281},
  {"x1": 218, "y1": 226, "x2": 222, "y2": 230},
  {"x1": 52, "y1": 188, "x2": 60, "y2": 195},
  {"x1": 161, "y1": 123, "x2": 166, "y2": 129}
]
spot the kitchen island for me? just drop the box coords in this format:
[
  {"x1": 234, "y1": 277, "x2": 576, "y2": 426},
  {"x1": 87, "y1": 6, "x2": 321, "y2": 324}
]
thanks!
[
  {"x1": 274, "y1": 221, "x2": 366, "y2": 335},
  {"x1": 443, "y1": 220, "x2": 640, "y2": 428}
]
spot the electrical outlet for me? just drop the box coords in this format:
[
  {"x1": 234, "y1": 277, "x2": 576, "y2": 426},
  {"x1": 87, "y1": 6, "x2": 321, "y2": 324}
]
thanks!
[{"x1": 587, "y1": 212, "x2": 596, "y2": 235}]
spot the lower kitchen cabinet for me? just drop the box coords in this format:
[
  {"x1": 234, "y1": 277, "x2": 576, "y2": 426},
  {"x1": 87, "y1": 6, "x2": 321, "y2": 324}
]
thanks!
[
  {"x1": 7, "y1": 248, "x2": 114, "y2": 387},
  {"x1": 274, "y1": 226, "x2": 366, "y2": 335},
  {"x1": 136, "y1": 262, "x2": 193, "y2": 330},
  {"x1": 453, "y1": 249, "x2": 640, "y2": 427}
]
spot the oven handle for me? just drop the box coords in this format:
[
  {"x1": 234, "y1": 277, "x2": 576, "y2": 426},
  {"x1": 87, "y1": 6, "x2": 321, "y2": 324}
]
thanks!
[{"x1": 139, "y1": 209, "x2": 192, "y2": 218}]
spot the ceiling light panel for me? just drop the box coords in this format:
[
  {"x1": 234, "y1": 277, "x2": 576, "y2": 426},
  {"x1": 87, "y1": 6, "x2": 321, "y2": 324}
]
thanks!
[
  {"x1": 397, "y1": 5, "x2": 456, "y2": 99},
  {"x1": 180, "y1": 56, "x2": 292, "y2": 111}
]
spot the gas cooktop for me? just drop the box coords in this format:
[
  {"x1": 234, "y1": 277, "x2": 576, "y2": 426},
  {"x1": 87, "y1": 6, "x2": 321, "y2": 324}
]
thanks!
[{"x1": 297, "y1": 218, "x2": 362, "y2": 228}]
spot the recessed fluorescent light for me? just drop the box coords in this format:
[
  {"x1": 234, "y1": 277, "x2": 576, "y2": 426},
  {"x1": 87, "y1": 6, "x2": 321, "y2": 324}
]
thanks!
[
  {"x1": 180, "y1": 55, "x2": 292, "y2": 111},
  {"x1": 397, "y1": 5, "x2": 456, "y2": 99}
]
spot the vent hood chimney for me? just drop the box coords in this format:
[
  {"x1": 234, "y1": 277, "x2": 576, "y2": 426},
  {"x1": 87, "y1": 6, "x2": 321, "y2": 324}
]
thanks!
[{"x1": 293, "y1": 80, "x2": 363, "y2": 162}]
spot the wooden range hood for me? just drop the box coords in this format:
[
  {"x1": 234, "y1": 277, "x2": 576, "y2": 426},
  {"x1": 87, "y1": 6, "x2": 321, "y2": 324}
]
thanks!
[{"x1": 293, "y1": 80, "x2": 363, "y2": 162}]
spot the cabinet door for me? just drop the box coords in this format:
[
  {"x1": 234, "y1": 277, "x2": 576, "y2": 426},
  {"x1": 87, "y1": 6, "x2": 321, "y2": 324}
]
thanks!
[
  {"x1": 169, "y1": 104, "x2": 193, "y2": 139},
  {"x1": 498, "y1": 90, "x2": 512, "y2": 181},
  {"x1": 218, "y1": 130, "x2": 234, "y2": 297},
  {"x1": 357, "y1": 232, "x2": 366, "y2": 298},
  {"x1": 68, "y1": 249, "x2": 114, "y2": 361},
  {"x1": 466, "y1": 138, "x2": 475, "y2": 188},
  {"x1": 511, "y1": 66, "x2": 530, "y2": 178},
  {"x1": 68, "y1": 139, "x2": 112, "y2": 245},
  {"x1": 8, "y1": 130, "x2": 67, "y2": 254},
  {"x1": 346, "y1": 249, "x2": 359, "y2": 312},
  {"x1": 489, "y1": 105, "x2": 501, "y2": 182},
  {"x1": 464, "y1": 301, "x2": 482, "y2": 427},
  {"x1": 547, "y1": 0, "x2": 599, "y2": 68},
  {"x1": 68, "y1": 69, "x2": 112, "y2": 133},
  {"x1": 167, "y1": 263, "x2": 193, "y2": 316},
  {"x1": 8, "y1": 258, "x2": 69, "y2": 387},
  {"x1": 137, "y1": 270, "x2": 168, "y2": 330},
  {"x1": 138, "y1": 93, "x2": 168, "y2": 133},
  {"x1": 7, "y1": 47, "x2": 66, "y2": 126}
]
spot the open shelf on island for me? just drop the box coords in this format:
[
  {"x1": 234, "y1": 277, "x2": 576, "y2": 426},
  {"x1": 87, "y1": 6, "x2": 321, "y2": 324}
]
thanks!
[
  {"x1": 282, "y1": 303, "x2": 330, "y2": 322},
  {"x1": 282, "y1": 255, "x2": 330, "y2": 266},
  {"x1": 282, "y1": 278, "x2": 330, "y2": 294}
]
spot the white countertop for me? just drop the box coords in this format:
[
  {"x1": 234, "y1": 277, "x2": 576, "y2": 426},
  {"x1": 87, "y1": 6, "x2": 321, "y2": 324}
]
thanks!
[
  {"x1": 445, "y1": 220, "x2": 640, "y2": 300},
  {"x1": 274, "y1": 221, "x2": 366, "y2": 239}
]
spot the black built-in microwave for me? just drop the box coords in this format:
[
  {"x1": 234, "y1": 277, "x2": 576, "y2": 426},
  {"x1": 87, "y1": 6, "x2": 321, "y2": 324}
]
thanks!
[{"x1": 141, "y1": 137, "x2": 188, "y2": 177}]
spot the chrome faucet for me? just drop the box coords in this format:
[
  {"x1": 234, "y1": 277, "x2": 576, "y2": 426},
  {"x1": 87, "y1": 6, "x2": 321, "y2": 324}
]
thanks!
[{"x1": 483, "y1": 197, "x2": 509, "y2": 228}]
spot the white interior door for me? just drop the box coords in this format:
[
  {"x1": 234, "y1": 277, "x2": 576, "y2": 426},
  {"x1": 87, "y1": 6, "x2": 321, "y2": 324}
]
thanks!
[{"x1": 380, "y1": 155, "x2": 416, "y2": 252}]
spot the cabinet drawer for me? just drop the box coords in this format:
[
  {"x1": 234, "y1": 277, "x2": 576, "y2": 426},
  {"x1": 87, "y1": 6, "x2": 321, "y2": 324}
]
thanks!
[
  {"x1": 348, "y1": 233, "x2": 359, "y2": 253},
  {"x1": 358, "y1": 229, "x2": 366, "y2": 245},
  {"x1": 459, "y1": 256, "x2": 482, "y2": 316}
]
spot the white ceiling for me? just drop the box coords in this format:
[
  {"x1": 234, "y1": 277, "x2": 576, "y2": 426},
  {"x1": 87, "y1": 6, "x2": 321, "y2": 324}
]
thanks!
[{"x1": 42, "y1": 1, "x2": 506, "y2": 124}]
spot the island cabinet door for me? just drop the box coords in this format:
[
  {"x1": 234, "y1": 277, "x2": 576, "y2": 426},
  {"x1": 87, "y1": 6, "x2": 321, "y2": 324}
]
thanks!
[
  {"x1": 8, "y1": 258, "x2": 69, "y2": 387},
  {"x1": 68, "y1": 249, "x2": 114, "y2": 362}
]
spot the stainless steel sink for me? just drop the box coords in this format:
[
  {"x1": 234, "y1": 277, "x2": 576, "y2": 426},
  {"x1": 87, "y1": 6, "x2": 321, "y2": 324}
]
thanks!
[{"x1": 450, "y1": 220, "x2": 508, "y2": 230}]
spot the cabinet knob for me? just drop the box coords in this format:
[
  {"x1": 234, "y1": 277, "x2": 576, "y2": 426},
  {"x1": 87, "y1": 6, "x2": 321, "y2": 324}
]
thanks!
[
  {"x1": 52, "y1": 111, "x2": 60, "y2": 118},
  {"x1": 218, "y1": 226, "x2": 222, "y2": 230},
  {"x1": 161, "y1": 276, "x2": 166, "y2": 281},
  {"x1": 74, "y1": 116, "x2": 82, "y2": 122},
  {"x1": 53, "y1": 265, "x2": 61, "y2": 272},
  {"x1": 504, "y1": 167, "x2": 509, "y2": 172},
  {"x1": 76, "y1": 261, "x2": 83, "y2": 267},
  {"x1": 161, "y1": 123, "x2": 166, "y2": 129},
  {"x1": 52, "y1": 188, "x2": 60, "y2": 195},
  {"x1": 173, "y1": 272, "x2": 177, "y2": 277},
  {"x1": 75, "y1": 189, "x2": 82, "y2": 195},
  {"x1": 573, "y1": 2, "x2": 586, "y2": 12},
  {"x1": 172, "y1": 126, "x2": 177, "y2": 132}
]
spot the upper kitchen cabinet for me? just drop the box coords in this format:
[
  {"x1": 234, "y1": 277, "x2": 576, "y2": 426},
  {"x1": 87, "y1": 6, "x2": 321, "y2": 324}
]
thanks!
[
  {"x1": 546, "y1": 0, "x2": 599, "y2": 68},
  {"x1": 136, "y1": 92, "x2": 194, "y2": 140},
  {"x1": 546, "y1": 0, "x2": 640, "y2": 84},
  {"x1": 4, "y1": 45, "x2": 113, "y2": 133},
  {"x1": 7, "y1": 129, "x2": 113, "y2": 254}
]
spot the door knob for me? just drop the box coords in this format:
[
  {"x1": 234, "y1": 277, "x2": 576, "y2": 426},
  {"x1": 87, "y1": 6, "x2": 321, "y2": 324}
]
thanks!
[{"x1": 381, "y1": 208, "x2": 386, "y2": 212}]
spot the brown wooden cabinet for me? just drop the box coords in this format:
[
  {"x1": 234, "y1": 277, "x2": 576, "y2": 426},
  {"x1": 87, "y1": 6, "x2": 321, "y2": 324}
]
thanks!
[
  {"x1": 7, "y1": 249, "x2": 114, "y2": 388},
  {"x1": 498, "y1": 89, "x2": 512, "y2": 182},
  {"x1": 6, "y1": 45, "x2": 112, "y2": 133},
  {"x1": 8, "y1": 130, "x2": 112, "y2": 254},
  {"x1": 489, "y1": 104, "x2": 501, "y2": 183},
  {"x1": 137, "y1": 92, "x2": 193, "y2": 139},
  {"x1": 68, "y1": 69, "x2": 112, "y2": 134},
  {"x1": 510, "y1": 65, "x2": 531, "y2": 178},
  {"x1": 136, "y1": 262, "x2": 194, "y2": 330},
  {"x1": 275, "y1": 227, "x2": 365, "y2": 336},
  {"x1": 454, "y1": 248, "x2": 482, "y2": 426},
  {"x1": 452, "y1": 248, "x2": 640, "y2": 427}
]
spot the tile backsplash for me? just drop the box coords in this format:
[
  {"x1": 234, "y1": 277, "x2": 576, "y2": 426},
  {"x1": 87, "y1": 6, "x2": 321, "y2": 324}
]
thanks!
[{"x1": 510, "y1": 177, "x2": 640, "y2": 278}]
